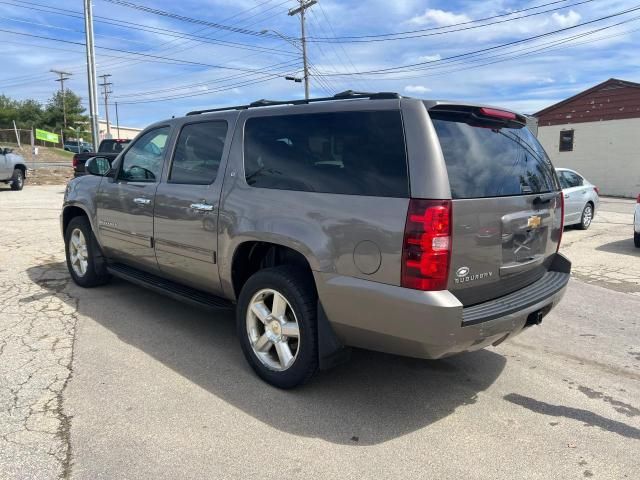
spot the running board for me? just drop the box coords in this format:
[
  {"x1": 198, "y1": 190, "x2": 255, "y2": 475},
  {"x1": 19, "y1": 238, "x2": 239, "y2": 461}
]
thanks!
[{"x1": 107, "y1": 263, "x2": 234, "y2": 311}]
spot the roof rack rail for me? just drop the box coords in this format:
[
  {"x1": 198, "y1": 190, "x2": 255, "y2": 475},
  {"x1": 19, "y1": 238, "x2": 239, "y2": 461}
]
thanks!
[{"x1": 186, "y1": 91, "x2": 401, "y2": 116}]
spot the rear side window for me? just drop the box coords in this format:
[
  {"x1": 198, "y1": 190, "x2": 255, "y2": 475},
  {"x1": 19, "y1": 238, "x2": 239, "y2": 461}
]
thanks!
[
  {"x1": 99, "y1": 140, "x2": 131, "y2": 153},
  {"x1": 169, "y1": 121, "x2": 228, "y2": 185},
  {"x1": 560, "y1": 170, "x2": 583, "y2": 188},
  {"x1": 244, "y1": 111, "x2": 409, "y2": 197},
  {"x1": 432, "y1": 116, "x2": 558, "y2": 199}
]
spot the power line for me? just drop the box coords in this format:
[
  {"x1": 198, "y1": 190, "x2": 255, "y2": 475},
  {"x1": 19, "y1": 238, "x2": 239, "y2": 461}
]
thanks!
[
  {"x1": 316, "y1": 4, "x2": 640, "y2": 76},
  {"x1": 0, "y1": 27, "x2": 306, "y2": 77},
  {"x1": 306, "y1": 0, "x2": 587, "y2": 41},
  {"x1": 99, "y1": 0, "x2": 288, "y2": 39}
]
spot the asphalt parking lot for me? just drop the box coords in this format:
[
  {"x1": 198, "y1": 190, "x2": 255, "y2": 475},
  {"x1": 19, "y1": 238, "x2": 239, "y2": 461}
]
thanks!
[{"x1": 1, "y1": 186, "x2": 638, "y2": 480}]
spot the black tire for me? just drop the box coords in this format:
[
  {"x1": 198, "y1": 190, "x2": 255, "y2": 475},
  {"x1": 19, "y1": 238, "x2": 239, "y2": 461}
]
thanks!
[
  {"x1": 64, "y1": 216, "x2": 111, "y2": 287},
  {"x1": 236, "y1": 266, "x2": 318, "y2": 389},
  {"x1": 10, "y1": 168, "x2": 24, "y2": 191},
  {"x1": 577, "y1": 203, "x2": 593, "y2": 230},
  {"x1": 634, "y1": 232, "x2": 640, "y2": 248}
]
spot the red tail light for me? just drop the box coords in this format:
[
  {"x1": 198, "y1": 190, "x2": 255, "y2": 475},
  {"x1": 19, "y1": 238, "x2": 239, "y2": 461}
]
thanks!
[
  {"x1": 637, "y1": 194, "x2": 640, "y2": 204},
  {"x1": 594, "y1": 186, "x2": 600, "y2": 195},
  {"x1": 478, "y1": 107, "x2": 516, "y2": 120},
  {"x1": 72, "y1": 154, "x2": 79, "y2": 168},
  {"x1": 557, "y1": 192, "x2": 565, "y2": 252},
  {"x1": 402, "y1": 199, "x2": 452, "y2": 291}
]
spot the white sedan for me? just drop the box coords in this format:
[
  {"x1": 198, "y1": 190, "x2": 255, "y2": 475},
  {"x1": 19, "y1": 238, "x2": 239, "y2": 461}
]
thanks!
[
  {"x1": 634, "y1": 194, "x2": 640, "y2": 248},
  {"x1": 556, "y1": 168, "x2": 600, "y2": 230}
]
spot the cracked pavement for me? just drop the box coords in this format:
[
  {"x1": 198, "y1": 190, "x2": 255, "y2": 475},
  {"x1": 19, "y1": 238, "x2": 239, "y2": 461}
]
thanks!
[
  {"x1": 1, "y1": 186, "x2": 639, "y2": 479},
  {"x1": 0, "y1": 186, "x2": 74, "y2": 480}
]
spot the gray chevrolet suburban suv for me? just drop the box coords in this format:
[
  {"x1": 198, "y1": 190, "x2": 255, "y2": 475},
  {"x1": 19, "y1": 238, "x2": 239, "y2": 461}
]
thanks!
[{"x1": 61, "y1": 91, "x2": 571, "y2": 388}]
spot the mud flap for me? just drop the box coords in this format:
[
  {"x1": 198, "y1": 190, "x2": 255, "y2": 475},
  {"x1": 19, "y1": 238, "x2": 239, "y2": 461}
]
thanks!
[{"x1": 317, "y1": 302, "x2": 351, "y2": 370}]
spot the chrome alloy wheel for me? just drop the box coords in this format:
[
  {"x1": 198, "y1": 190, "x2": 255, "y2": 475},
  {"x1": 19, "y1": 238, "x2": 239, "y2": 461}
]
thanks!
[
  {"x1": 583, "y1": 204, "x2": 593, "y2": 228},
  {"x1": 246, "y1": 288, "x2": 300, "y2": 371},
  {"x1": 69, "y1": 228, "x2": 89, "y2": 277}
]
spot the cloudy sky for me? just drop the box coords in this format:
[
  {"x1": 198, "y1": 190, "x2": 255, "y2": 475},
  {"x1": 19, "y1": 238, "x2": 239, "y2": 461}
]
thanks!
[{"x1": 0, "y1": 0, "x2": 638, "y2": 127}]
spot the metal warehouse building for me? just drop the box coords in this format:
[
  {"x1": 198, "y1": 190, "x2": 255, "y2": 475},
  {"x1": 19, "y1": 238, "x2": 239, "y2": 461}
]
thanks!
[{"x1": 535, "y1": 78, "x2": 640, "y2": 198}]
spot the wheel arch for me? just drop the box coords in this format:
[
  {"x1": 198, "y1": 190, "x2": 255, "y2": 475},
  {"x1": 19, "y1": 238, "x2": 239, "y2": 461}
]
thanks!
[
  {"x1": 229, "y1": 239, "x2": 317, "y2": 300},
  {"x1": 14, "y1": 163, "x2": 27, "y2": 177}
]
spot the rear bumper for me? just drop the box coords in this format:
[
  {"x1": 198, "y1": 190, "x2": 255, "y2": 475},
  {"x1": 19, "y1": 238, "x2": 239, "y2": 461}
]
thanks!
[{"x1": 316, "y1": 253, "x2": 571, "y2": 359}]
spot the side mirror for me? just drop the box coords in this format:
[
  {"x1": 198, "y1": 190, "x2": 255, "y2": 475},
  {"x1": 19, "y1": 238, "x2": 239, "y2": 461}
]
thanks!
[
  {"x1": 85, "y1": 156, "x2": 111, "y2": 176},
  {"x1": 2, "y1": 147, "x2": 12, "y2": 155}
]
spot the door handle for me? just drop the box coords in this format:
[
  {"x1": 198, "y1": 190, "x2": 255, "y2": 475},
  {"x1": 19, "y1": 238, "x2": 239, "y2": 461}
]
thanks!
[
  {"x1": 190, "y1": 203, "x2": 214, "y2": 211},
  {"x1": 564, "y1": 194, "x2": 570, "y2": 198},
  {"x1": 133, "y1": 197, "x2": 151, "y2": 205}
]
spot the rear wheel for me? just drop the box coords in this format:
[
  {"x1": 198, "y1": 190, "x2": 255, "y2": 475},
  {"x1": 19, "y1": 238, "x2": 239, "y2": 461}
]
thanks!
[
  {"x1": 10, "y1": 169, "x2": 24, "y2": 191},
  {"x1": 577, "y1": 203, "x2": 593, "y2": 230},
  {"x1": 237, "y1": 266, "x2": 318, "y2": 389},
  {"x1": 634, "y1": 232, "x2": 640, "y2": 248},
  {"x1": 64, "y1": 216, "x2": 111, "y2": 287}
]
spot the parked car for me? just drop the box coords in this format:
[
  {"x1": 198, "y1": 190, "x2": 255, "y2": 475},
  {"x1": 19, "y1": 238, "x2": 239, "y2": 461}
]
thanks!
[
  {"x1": 556, "y1": 168, "x2": 600, "y2": 230},
  {"x1": 634, "y1": 194, "x2": 640, "y2": 248},
  {"x1": 0, "y1": 146, "x2": 27, "y2": 190},
  {"x1": 61, "y1": 92, "x2": 571, "y2": 388},
  {"x1": 64, "y1": 141, "x2": 93, "y2": 153},
  {"x1": 72, "y1": 138, "x2": 131, "y2": 176}
]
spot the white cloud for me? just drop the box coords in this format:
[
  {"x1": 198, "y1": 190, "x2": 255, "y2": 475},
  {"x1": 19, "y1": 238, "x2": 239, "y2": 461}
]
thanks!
[
  {"x1": 409, "y1": 9, "x2": 471, "y2": 26},
  {"x1": 551, "y1": 10, "x2": 581, "y2": 28},
  {"x1": 418, "y1": 54, "x2": 442, "y2": 62},
  {"x1": 404, "y1": 85, "x2": 431, "y2": 94}
]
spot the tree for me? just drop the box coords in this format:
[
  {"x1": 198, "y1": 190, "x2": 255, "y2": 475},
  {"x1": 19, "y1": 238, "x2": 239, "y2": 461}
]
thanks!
[
  {"x1": 44, "y1": 90, "x2": 88, "y2": 136},
  {"x1": 0, "y1": 94, "x2": 19, "y2": 128}
]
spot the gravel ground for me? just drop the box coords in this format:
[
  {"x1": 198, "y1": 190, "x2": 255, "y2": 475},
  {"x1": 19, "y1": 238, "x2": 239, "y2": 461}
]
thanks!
[{"x1": 0, "y1": 186, "x2": 638, "y2": 480}]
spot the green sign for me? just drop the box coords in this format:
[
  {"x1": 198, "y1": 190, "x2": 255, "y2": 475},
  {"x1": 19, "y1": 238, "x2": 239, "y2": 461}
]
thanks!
[{"x1": 35, "y1": 129, "x2": 59, "y2": 143}]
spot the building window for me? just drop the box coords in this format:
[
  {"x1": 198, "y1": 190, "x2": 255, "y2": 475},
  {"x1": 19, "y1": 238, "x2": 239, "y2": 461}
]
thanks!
[{"x1": 559, "y1": 129, "x2": 574, "y2": 152}]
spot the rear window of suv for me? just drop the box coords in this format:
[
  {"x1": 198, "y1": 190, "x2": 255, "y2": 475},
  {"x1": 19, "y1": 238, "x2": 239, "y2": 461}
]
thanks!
[
  {"x1": 99, "y1": 139, "x2": 131, "y2": 153},
  {"x1": 431, "y1": 114, "x2": 558, "y2": 199},
  {"x1": 243, "y1": 111, "x2": 409, "y2": 197}
]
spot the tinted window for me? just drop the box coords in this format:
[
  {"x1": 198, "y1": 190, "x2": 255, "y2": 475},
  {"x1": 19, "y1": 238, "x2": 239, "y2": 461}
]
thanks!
[
  {"x1": 169, "y1": 121, "x2": 227, "y2": 185},
  {"x1": 244, "y1": 111, "x2": 408, "y2": 197},
  {"x1": 119, "y1": 127, "x2": 170, "y2": 182},
  {"x1": 559, "y1": 130, "x2": 574, "y2": 152},
  {"x1": 432, "y1": 117, "x2": 558, "y2": 199}
]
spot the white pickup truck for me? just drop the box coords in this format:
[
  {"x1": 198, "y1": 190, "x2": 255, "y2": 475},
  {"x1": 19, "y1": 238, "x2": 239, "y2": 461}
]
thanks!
[{"x1": 0, "y1": 146, "x2": 27, "y2": 191}]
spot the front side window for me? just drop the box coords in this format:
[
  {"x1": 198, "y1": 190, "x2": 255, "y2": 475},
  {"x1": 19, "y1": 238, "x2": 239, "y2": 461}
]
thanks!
[
  {"x1": 243, "y1": 111, "x2": 409, "y2": 197},
  {"x1": 169, "y1": 121, "x2": 228, "y2": 185},
  {"x1": 119, "y1": 127, "x2": 170, "y2": 182}
]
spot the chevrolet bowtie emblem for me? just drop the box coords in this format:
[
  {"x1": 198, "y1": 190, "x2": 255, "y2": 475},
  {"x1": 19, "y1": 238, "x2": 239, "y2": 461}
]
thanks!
[{"x1": 527, "y1": 215, "x2": 542, "y2": 228}]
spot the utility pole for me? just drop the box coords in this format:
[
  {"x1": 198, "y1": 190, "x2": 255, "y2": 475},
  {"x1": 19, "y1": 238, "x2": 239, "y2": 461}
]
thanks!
[
  {"x1": 99, "y1": 74, "x2": 113, "y2": 138},
  {"x1": 50, "y1": 69, "x2": 72, "y2": 128},
  {"x1": 288, "y1": 0, "x2": 317, "y2": 100},
  {"x1": 83, "y1": 0, "x2": 100, "y2": 150},
  {"x1": 115, "y1": 101, "x2": 121, "y2": 138}
]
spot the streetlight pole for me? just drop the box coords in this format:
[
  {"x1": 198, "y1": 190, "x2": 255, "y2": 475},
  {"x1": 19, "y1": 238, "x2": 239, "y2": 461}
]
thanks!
[
  {"x1": 83, "y1": 0, "x2": 100, "y2": 150},
  {"x1": 288, "y1": 0, "x2": 317, "y2": 100}
]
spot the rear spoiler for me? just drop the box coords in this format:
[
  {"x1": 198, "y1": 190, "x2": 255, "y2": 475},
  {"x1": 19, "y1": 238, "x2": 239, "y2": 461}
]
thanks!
[{"x1": 428, "y1": 104, "x2": 527, "y2": 129}]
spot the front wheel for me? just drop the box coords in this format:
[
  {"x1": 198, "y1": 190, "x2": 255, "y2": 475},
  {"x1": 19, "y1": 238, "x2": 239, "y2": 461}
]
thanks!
[
  {"x1": 577, "y1": 203, "x2": 593, "y2": 230},
  {"x1": 634, "y1": 232, "x2": 640, "y2": 248},
  {"x1": 237, "y1": 266, "x2": 318, "y2": 389},
  {"x1": 64, "y1": 216, "x2": 111, "y2": 287},
  {"x1": 10, "y1": 169, "x2": 24, "y2": 191}
]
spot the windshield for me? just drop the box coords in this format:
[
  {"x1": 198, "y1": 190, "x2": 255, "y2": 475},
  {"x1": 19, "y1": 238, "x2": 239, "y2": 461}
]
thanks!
[{"x1": 431, "y1": 114, "x2": 559, "y2": 199}]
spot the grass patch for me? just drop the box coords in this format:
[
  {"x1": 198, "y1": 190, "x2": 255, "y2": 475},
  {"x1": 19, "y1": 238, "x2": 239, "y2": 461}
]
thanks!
[{"x1": 51, "y1": 148, "x2": 75, "y2": 159}]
